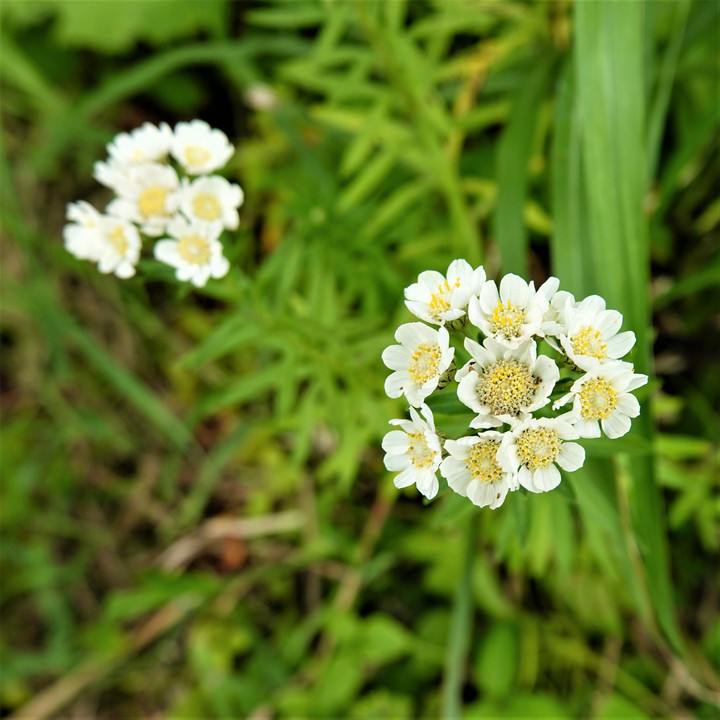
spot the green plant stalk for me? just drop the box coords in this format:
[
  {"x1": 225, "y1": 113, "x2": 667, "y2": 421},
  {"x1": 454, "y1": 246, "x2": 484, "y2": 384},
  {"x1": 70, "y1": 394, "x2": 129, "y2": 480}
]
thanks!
[{"x1": 441, "y1": 516, "x2": 478, "y2": 719}]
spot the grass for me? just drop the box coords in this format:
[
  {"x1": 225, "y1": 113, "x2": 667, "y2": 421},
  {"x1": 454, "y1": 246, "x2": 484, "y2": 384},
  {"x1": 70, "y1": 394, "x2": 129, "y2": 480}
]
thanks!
[{"x1": 1, "y1": 1, "x2": 719, "y2": 718}]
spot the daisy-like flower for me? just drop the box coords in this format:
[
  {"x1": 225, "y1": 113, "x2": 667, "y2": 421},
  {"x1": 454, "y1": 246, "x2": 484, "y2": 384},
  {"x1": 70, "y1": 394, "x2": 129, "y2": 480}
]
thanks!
[
  {"x1": 456, "y1": 337, "x2": 559, "y2": 428},
  {"x1": 171, "y1": 120, "x2": 234, "y2": 175},
  {"x1": 63, "y1": 201, "x2": 104, "y2": 262},
  {"x1": 95, "y1": 215, "x2": 141, "y2": 278},
  {"x1": 468, "y1": 274, "x2": 555, "y2": 349},
  {"x1": 497, "y1": 417, "x2": 585, "y2": 494},
  {"x1": 557, "y1": 295, "x2": 636, "y2": 371},
  {"x1": 404, "y1": 259, "x2": 486, "y2": 325},
  {"x1": 104, "y1": 162, "x2": 181, "y2": 237},
  {"x1": 553, "y1": 362, "x2": 648, "y2": 439},
  {"x1": 382, "y1": 405, "x2": 443, "y2": 499},
  {"x1": 382, "y1": 323, "x2": 455, "y2": 407},
  {"x1": 106, "y1": 122, "x2": 173, "y2": 165},
  {"x1": 440, "y1": 432, "x2": 517, "y2": 509},
  {"x1": 154, "y1": 217, "x2": 229, "y2": 287},
  {"x1": 179, "y1": 175, "x2": 244, "y2": 230}
]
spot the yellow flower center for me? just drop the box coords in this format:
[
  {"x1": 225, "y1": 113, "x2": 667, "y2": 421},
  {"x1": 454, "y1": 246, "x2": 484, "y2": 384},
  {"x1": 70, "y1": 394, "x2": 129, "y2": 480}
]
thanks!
[
  {"x1": 408, "y1": 343, "x2": 442, "y2": 384},
  {"x1": 475, "y1": 359, "x2": 537, "y2": 416},
  {"x1": 192, "y1": 192, "x2": 222, "y2": 221},
  {"x1": 466, "y1": 440, "x2": 503, "y2": 483},
  {"x1": 489, "y1": 300, "x2": 527, "y2": 340},
  {"x1": 184, "y1": 145, "x2": 212, "y2": 168},
  {"x1": 178, "y1": 234, "x2": 211, "y2": 265},
  {"x1": 107, "y1": 225, "x2": 128, "y2": 256},
  {"x1": 579, "y1": 377, "x2": 618, "y2": 420},
  {"x1": 428, "y1": 278, "x2": 461, "y2": 318},
  {"x1": 571, "y1": 326, "x2": 607, "y2": 359},
  {"x1": 138, "y1": 186, "x2": 169, "y2": 218},
  {"x1": 406, "y1": 432, "x2": 435, "y2": 468},
  {"x1": 515, "y1": 427, "x2": 561, "y2": 470}
]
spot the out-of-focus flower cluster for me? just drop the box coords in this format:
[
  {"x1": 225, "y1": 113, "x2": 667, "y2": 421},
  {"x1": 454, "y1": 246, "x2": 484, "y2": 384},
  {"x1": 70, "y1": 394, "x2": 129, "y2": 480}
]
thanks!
[
  {"x1": 382, "y1": 260, "x2": 648, "y2": 509},
  {"x1": 63, "y1": 121, "x2": 243, "y2": 287}
]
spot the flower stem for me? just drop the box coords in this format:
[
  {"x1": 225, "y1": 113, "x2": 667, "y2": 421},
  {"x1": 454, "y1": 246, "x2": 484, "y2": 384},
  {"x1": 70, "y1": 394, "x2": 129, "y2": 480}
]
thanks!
[{"x1": 441, "y1": 515, "x2": 478, "y2": 719}]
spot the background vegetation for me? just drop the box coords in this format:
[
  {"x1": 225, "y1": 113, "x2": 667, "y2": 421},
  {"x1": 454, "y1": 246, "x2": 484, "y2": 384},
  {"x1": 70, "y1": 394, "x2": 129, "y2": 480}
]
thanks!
[{"x1": 1, "y1": 0, "x2": 719, "y2": 718}]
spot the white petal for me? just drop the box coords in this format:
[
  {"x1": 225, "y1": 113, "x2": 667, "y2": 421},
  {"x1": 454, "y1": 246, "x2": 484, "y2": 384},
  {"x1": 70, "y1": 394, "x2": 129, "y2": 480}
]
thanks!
[
  {"x1": 617, "y1": 393, "x2": 640, "y2": 418},
  {"x1": 601, "y1": 412, "x2": 632, "y2": 439},
  {"x1": 393, "y1": 467, "x2": 417, "y2": 489},
  {"x1": 383, "y1": 371, "x2": 406, "y2": 399},
  {"x1": 557, "y1": 442, "x2": 585, "y2": 472},
  {"x1": 534, "y1": 464, "x2": 561, "y2": 492},
  {"x1": 381, "y1": 345, "x2": 410, "y2": 370},
  {"x1": 606, "y1": 331, "x2": 636, "y2": 358},
  {"x1": 499, "y1": 273, "x2": 529, "y2": 307}
]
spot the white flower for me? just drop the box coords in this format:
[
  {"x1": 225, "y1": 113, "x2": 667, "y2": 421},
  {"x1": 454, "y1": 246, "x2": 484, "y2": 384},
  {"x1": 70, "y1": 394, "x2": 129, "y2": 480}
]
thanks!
[
  {"x1": 179, "y1": 175, "x2": 244, "y2": 230},
  {"x1": 404, "y1": 259, "x2": 486, "y2": 325},
  {"x1": 171, "y1": 120, "x2": 234, "y2": 175},
  {"x1": 557, "y1": 295, "x2": 636, "y2": 370},
  {"x1": 553, "y1": 362, "x2": 648, "y2": 439},
  {"x1": 382, "y1": 323, "x2": 455, "y2": 407},
  {"x1": 63, "y1": 201, "x2": 104, "y2": 262},
  {"x1": 440, "y1": 432, "x2": 517, "y2": 509},
  {"x1": 104, "y1": 163, "x2": 181, "y2": 237},
  {"x1": 95, "y1": 215, "x2": 142, "y2": 278},
  {"x1": 382, "y1": 405, "x2": 443, "y2": 499},
  {"x1": 497, "y1": 417, "x2": 585, "y2": 494},
  {"x1": 456, "y1": 337, "x2": 559, "y2": 429},
  {"x1": 106, "y1": 122, "x2": 173, "y2": 165},
  {"x1": 154, "y1": 217, "x2": 229, "y2": 287},
  {"x1": 468, "y1": 273, "x2": 553, "y2": 349}
]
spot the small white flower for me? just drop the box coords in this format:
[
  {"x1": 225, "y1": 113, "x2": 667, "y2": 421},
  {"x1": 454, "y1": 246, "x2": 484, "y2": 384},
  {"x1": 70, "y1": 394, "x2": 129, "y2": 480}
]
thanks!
[
  {"x1": 440, "y1": 432, "x2": 517, "y2": 509},
  {"x1": 456, "y1": 337, "x2": 559, "y2": 429},
  {"x1": 171, "y1": 120, "x2": 234, "y2": 175},
  {"x1": 497, "y1": 417, "x2": 585, "y2": 494},
  {"x1": 104, "y1": 163, "x2": 181, "y2": 237},
  {"x1": 382, "y1": 323, "x2": 455, "y2": 407},
  {"x1": 557, "y1": 295, "x2": 636, "y2": 370},
  {"x1": 179, "y1": 175, "x2": 244, "y2": 230},
  {"x1": 382, "y1": 405, "x2": 443, "y2": 499},
  {"x1": 554, "y1": 362, "x2": 648, "y2": 439},
  {"x1": 468, "y1": 273, "x2": 552, "y2": 348},
  {"x1": 63, "y1": 201, "x2": 104, "y2": 262},
  {"x1": 106, "y1": 122, "x2": 173, "y2": 165},
  {"x1": 95, "y1": 215, "x2": 141, "y2": 278},
  {"x1": 154, "y1": 217, "x2": 229, "y2": 287},
  {"x1": 404, "y1": 259, "x2": 486, "y2": 325}
]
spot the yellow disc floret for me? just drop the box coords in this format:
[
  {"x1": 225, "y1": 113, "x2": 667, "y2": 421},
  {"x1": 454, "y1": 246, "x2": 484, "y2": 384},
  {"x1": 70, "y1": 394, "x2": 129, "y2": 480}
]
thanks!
[
  {"x1": 475, "y1": 359, "x2": 537, "y2": 416},
  {"x1": 466, "y1": 440, "x2": 503, "y2": 483},
  {"x1": 406, "y1": 432, "x2": 435, "y2": 468},
  {"x1": 178, "y1": 234, "x2": 211, "y2": 265},
  {"x1": 571, "y1": 326, "x2": 607, "y2": 359},
  {"x1": 184, "y1": 145, "x2": 212, "y2": 168},
  {"x1": 192, "y1": 192, "x2": 222, "y2": 221},
  {"x1": 428, "y1": 278, "x2": 461, "y2": 318},
  {"x1": 578, "y1": 377, "x2": 618, "y2": 420},
  {"x1": 489, "y1": 300, "x2": 527, "y2": 340},
  {"x1": 138, "y1": 186, "x2": 169, "y2": 218},
  {"x1": 515, "y1": 427, "x2": 561, "y2": 470},
  {"x1": 107, "y1": 226, "x2": 128, "y2": 256},
  {"x1": 408, "y1": 343, "x2": 442, "y2": 384}
]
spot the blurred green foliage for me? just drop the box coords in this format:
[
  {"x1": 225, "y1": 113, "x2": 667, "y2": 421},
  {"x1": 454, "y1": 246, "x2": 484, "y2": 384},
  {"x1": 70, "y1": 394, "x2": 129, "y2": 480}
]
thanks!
[{"x1": 1, "y1": 0, "x2": 719, "y2": 718}]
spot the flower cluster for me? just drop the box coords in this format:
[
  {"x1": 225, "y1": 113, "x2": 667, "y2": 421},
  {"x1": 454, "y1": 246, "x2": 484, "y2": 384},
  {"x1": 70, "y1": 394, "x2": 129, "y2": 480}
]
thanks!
[
  {"x1": 382, "y1": 260, "x2": 648, "y2": 509},
  {"x1": 63, "y1": 120, "x2": 243, "y2": 287}
]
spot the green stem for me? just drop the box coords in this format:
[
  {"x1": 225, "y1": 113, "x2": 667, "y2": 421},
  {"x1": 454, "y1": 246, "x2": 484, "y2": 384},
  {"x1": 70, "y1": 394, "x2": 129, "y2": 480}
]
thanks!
[{"x1": 441, "y1": 516, "x2": 478, "y2": 719}]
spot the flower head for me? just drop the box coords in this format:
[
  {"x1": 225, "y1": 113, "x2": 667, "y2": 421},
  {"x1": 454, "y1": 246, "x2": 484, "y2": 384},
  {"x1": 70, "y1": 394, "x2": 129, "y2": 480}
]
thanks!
[
  {"x1": 104, "y1": 162, "x2": 181, "y2": 237},
  {"x1": 179, "y1": 175, "x2": 244, "y2": 230},
  {"x1": 404, "y1": 259, "x2": 485, "y2": 325},
  {"x1": 382, "y1": 323, "x2": 455, "y2": 407},
  {"x1": 456, "y1": 337, "x2": 558, "y2": 428},
  {"x1": 106, "y1": 122, "x2": 173, "y2": 165},
  {"x1": 554, "y1": 362, "x2": 648, "y2": 439},
  {"x1": 440, "y1": 432, "x2": 516, "y2": 509},
  {"x1": 171, "y1": 120, "x2": 234, "y2": 175},
  {"x1": 497, "y1": 417, "x2": 585, "y2": 493},
  {"x1": 95, "y1": 215, "x2": 141, "y2": 278},
  {"x1": 468, "y1": 273, "x2": 553, "y2": 348},
  {"x1": 558, "y1": 295, "x2": 636, "y2": 370},
  {"x1": 63, "y1": 201, "x2": 104, "y2": 262},
  {"x1": 382, "y1": 405, "x2": 443, "y2": 499},
  {"x1": 154, "y1": 217, "x2": 229, "y2": 287}
]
